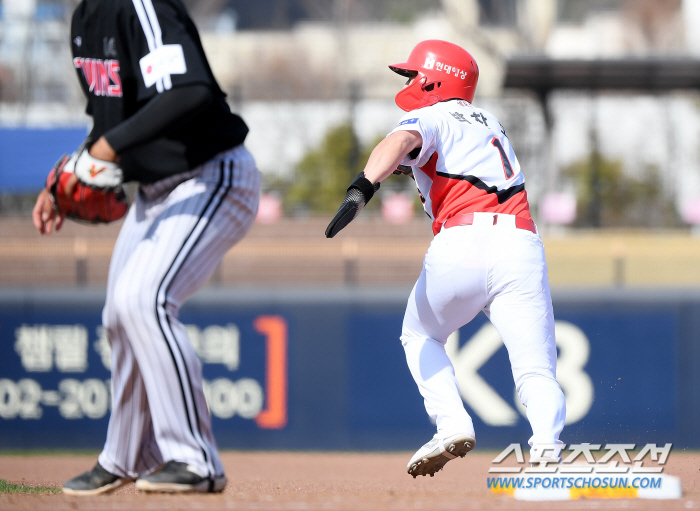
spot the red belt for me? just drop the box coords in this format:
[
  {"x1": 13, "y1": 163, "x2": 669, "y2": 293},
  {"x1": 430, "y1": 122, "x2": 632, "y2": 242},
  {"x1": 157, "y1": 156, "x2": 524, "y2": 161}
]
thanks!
[{"x1": 443, "y1": 213, "x2": 537, "y2": 234}]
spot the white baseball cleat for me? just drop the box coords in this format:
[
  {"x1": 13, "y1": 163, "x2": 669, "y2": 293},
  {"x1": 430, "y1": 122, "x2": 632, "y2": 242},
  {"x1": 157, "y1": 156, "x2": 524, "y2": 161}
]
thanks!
[{"x1": 407, "y1": 432, "x2": 476, "y2": 478}]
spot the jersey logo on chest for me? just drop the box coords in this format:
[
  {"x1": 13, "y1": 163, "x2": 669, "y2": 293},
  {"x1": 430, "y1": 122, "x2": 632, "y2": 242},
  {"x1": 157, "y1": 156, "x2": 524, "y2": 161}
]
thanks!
[{"x1": 73, "y1": 58, "x2": 123, "y2": 98}]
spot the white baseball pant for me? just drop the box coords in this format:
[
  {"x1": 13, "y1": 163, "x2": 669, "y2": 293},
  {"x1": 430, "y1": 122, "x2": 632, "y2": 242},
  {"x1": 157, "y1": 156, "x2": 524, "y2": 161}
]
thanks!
[{"x1": 401, "y1": 212, "x2": 566, "y2": 459}]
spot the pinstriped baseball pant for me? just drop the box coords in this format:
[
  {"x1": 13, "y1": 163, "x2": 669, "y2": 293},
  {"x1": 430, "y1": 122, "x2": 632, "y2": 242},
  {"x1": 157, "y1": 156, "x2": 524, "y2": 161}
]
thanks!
[{"x1": 97, "y1": 145, "x2": 260, "y2": 479}]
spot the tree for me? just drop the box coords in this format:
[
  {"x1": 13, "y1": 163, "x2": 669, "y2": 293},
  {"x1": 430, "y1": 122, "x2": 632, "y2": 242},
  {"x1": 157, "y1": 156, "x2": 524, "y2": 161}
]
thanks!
[
  {"x1": 563, "y1": 152, "x2": 681, "y2": 228},
  {"x1": 281, "y1": 123, "x2": 380, "y2": 214},
  {"x1": 262, "y1": 121, "x2": 423, "y2": 216}
]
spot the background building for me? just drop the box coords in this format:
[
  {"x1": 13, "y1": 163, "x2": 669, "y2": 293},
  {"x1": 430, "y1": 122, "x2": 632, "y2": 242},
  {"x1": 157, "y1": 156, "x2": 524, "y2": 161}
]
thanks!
[{"x1": 2, "y1": 0, "x2": 699, "y2": 229}]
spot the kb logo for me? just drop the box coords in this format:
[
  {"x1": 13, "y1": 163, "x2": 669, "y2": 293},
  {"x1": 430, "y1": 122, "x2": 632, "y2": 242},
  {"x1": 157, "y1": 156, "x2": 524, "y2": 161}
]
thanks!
[{"x1": 446, "y1": 321, "x2": 594, "y2": 426}]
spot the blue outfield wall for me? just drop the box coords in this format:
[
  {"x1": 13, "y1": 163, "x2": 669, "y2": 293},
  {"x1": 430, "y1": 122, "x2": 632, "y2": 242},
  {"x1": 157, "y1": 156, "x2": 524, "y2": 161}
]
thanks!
[
  {"x1": 0, "y1": 287, "x2": 698, "y2": 450},
  {"x1": 0, "y1": 128, "x2": 89, "y2": 193}
]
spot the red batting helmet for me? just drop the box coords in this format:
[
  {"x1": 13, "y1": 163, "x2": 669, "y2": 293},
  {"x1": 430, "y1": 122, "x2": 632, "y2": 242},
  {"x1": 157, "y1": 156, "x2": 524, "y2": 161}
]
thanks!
[{"x1": 389, "y1": 40, "x2": 479, "y2": 112}]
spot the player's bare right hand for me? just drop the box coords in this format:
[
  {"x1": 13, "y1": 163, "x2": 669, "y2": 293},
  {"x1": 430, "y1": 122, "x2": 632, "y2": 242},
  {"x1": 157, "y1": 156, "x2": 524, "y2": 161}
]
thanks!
[{"x1": 32, "y1": 188, "x2": 65, "y2": 235}]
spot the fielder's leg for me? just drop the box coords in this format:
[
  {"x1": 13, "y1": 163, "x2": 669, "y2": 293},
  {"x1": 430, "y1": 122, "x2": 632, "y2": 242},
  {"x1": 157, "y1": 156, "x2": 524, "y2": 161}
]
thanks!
[
  {"x1": 64, "y1": 197, "x2": 159, "y2": 495},
  {"x1": 100, "y1": 147, "x2": 260, "y2": 489},
  {"x1": 98, "y1": 201, "x2": 164, "y2": 480}
]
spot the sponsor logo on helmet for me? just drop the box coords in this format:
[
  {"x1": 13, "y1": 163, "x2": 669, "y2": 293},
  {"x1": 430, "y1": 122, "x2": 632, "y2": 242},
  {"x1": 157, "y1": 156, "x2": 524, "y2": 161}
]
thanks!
[
  {"x1": 434, "y1": 61, "x2": 469, "y2": 80},
  {"x1": 423, "y1": 57, "x2": 470, "y2": 80}
]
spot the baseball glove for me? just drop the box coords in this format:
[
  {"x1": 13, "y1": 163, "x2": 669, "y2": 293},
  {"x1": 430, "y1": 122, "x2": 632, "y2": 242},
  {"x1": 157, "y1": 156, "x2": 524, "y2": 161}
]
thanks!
[{"x1": 46, "y1": 147, "x2": 128, "y2": 224}]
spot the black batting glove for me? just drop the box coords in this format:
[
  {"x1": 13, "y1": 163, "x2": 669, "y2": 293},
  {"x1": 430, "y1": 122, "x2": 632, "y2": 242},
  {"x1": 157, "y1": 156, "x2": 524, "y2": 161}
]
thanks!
[{"x1": 325, "y1": 172, "x2": 380, "y2": 238}]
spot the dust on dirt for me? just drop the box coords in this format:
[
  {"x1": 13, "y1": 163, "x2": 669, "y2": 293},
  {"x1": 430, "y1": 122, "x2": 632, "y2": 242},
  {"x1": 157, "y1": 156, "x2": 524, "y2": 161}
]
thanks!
[{"x1": 0, "y1": 451, "x2": 697, "y2": 510}]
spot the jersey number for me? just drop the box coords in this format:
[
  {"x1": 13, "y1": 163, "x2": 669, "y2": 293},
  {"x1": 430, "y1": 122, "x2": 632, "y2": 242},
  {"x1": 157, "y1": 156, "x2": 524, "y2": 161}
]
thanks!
[{"x1": 491, "y1": 138, "x2": 514, "y2": 179}]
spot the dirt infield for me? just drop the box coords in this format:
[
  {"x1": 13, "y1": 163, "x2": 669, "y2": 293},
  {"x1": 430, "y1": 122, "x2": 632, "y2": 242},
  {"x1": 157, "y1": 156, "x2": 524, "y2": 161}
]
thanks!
[{"x1": 0, "y1": 451, "x2": 698, "y2": 510}]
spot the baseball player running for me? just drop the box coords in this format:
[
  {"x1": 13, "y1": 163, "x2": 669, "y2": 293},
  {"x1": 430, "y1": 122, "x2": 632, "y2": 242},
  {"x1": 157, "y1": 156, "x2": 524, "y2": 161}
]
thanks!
[
  {"x1": 326, "y1": 40, "x2": 566, "y2": 477},
  {"x1": 32, "y1": 0, "x2": 260, "y2": 494}
]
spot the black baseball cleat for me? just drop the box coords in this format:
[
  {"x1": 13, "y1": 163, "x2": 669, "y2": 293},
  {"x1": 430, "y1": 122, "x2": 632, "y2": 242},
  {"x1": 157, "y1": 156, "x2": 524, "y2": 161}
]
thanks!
[
  {"x1": 62, "y1": 462, "x2": 130, "y2": 496},
  {"x1": 407, "y1": 433, "x2": 476, "y2": 478},
  {"x1": 135, "y1": 461, "x2": 227, "y2": 493}
]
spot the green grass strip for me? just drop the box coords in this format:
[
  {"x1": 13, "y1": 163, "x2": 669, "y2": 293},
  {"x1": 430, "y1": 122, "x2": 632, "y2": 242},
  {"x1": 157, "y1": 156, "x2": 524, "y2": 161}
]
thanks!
[{"x1": 0, "y1": 479, "x2": 61, "y2": 494}]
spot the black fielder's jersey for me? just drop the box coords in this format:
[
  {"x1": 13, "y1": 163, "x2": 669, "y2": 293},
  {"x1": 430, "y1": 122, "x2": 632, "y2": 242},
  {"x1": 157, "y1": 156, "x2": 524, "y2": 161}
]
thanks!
[{"x1": 71, "y1": 0, "x2": 249, "y2": 183}]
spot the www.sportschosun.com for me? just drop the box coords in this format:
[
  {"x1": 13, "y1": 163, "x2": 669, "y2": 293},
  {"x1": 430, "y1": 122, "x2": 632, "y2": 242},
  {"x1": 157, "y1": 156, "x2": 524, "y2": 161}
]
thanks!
[
  {"x1": 487, "y1": 476, "x2": 662, "y2": 491},
  {"x1": 485, "y1": 443, "x2": 683, "y2": 500}
]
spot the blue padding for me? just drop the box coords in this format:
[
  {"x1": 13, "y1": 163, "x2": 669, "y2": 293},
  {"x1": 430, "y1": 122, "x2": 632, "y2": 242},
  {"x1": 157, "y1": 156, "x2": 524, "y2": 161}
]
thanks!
[
  {"x1": 0, "y1": 288, "x2": 697, "y2": 450},
  {"x1": 0, "y1": 128, "x2": 88, "y2": 193}
]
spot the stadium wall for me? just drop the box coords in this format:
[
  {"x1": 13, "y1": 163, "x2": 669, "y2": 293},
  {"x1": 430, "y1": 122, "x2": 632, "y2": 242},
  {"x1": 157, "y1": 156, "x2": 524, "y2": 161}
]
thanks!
[{"x1": 0, "y1": 287, "x2": 698, "y2": 450}]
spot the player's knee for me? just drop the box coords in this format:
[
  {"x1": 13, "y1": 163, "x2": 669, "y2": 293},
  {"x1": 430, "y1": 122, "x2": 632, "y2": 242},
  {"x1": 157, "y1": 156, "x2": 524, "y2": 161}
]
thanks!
[
  {"x1": 102, "y1": 286, "x2": 124, "y2": 334},
  {"x1": 101, "y1": 301, "x2": 117, "y2": 335},
  {"x1": 400, "y1": 329, "x2": 446, "y2": 349},
  {"x1": 400, "y1": 328, "x2": 423, "y2": 347},
  {"x1": 109, "y1": 275, "x2": 156, "y2": 326}
]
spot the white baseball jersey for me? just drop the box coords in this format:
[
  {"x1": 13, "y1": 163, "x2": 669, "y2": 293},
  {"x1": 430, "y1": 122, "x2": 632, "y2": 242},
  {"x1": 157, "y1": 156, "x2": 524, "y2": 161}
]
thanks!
[
  {"x1": 393, "y1": 100, "x2": 566, "y2": 463},
  {"x1": 390, "y1": 99, "x2": 533, "y2": 235}
]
